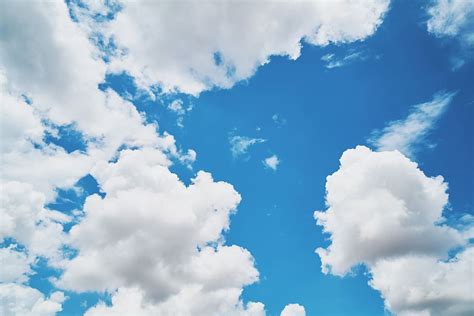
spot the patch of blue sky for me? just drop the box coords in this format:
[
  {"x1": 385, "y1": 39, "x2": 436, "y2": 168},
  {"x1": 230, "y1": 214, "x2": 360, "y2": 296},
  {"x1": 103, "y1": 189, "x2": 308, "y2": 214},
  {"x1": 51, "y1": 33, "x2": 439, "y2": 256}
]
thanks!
[{"x1": 43, "y1": 123, "x2": 88, "y2": 154}]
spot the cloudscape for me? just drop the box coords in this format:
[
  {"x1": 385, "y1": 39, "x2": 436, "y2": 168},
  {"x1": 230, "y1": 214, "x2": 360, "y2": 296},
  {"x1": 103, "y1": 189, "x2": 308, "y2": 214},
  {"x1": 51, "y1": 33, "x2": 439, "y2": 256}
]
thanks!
[{"x1": 0, "y1": 0, "x2": 473, "y2": 315}]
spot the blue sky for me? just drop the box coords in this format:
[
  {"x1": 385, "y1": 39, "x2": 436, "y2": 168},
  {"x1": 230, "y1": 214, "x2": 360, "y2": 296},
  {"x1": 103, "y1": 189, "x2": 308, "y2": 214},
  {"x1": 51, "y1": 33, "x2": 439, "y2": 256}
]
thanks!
[{"x1": 0, "y1": 1, "x2": 473, "y2": 316}]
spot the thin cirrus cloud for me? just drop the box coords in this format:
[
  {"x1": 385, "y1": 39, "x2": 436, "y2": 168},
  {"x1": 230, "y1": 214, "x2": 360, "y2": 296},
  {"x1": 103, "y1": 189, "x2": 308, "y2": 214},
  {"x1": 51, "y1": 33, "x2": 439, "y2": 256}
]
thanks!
[
  {"x1": 320, "y1": 50, "x2": 369, "y2": 69},
  {"x1": 368, "y1": 91, "x2": 455, "y2": 158}
]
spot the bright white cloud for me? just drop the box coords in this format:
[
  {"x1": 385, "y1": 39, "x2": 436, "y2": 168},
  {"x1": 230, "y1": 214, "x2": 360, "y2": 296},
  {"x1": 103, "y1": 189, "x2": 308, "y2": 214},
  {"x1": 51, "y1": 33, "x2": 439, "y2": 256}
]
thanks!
[
  {"x1": 230, "y1": 136, "x2": 266, "y2": 158},
  {"x1": 79, "y1": 0, "x2": 390, "y2": 95},
  {"x1": 427, "y1": 0, "x2": 474, "y2": 45},
  {"x1": 168, "y1": 99, "x2": 193, "y2": 128},
  {"x1": 280, "y1": 303, "x2": 306, "y2": 316},
  {"x1": 0, "y1": 246, "x2": 33, "y2": 284},
  {"x1": 0, "y1": 181, "x2": 68, "y2": 262},
  {"x1": 315, "y1": 146, "x2": 472, "y2": 314},
  {"x1": 263, "y1": 155, "x2": 280, "y2": 170},
  {"x1": 56, "y1": 147, "x2": 265, "y2": 314},
  {"x1": 368, "y1": 92, "x2": 455, "y2": 158},
  {"x1": 84, "y1": 286, "x2": 266, "y2": 316},
  {"x1": 370, "y1": 247, "x2": 474, "y2": 316},
  {"x1": 0, "y1": 283, "x2": 66, "y2": 316}
]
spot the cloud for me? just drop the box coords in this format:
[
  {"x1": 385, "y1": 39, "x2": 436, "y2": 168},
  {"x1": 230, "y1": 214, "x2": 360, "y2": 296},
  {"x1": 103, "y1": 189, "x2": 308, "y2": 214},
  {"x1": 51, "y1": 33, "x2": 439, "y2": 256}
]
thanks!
[
  {"x1": 168, "y1": 99, "x2": 193, "y2": 128},
  {"x1": 321, "y1": 50, "x2": 368, "y2": 69},
  {"x1": 368, "y1": 91, "x2": 455, "y2": 158},
  {"x1": 230, "y1": 136, "x2": 266, "y2": 158},
  {"x1": 84, "y1": 286, "x2": 266, "y2": 316},
  {"x1": 0, "y1": 246, "x2": 33, "y2": 284},
  {"x1": 427, "y1": 0, "x2": 474, "y2": 45},
  {"x1": 370, "y1": 247, "x2": 474, "y2": 316},
  {"x1": 55, "y1": 147, "x2": 266, "y2": 314},
  {"x1": 263, "y1": 155, "x2": 280, "y2": 170},
  {"x1": 280, "y1": 304, "x2": 306, "y2": 316},
  {"x1": 314, "y1": 146, "x2": 472, "y2": 315},
  {"x1": 75, "y1": 0, "x2": 390, "y2": 95},
  {"x1": 0, "y1": 283, "x2": 66, "y2": 316}
]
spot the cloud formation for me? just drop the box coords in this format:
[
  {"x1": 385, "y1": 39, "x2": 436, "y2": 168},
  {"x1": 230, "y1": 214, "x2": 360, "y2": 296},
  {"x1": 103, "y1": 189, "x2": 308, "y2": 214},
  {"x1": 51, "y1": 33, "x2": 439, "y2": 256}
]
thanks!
[
  {"x1": 321, "y1": 51, "x2": 368, "y2": 69},
  {"x1": 280, "y1": 304, "x2": 306, "y2": 316},
  {"x1": 76, "y1": 0, "x2": 390, "y2": 95},
  {"x1": 368, "y1": 92, "x2": 455, "y2": 158},
  {"x1": 427, "y1": 0, "x2": 474, "y2": 46},
  {"x1": 0, "y1": 284, "x2": 66, "y2": 316},
  {"x1": 315, "y1": 146, "x2": 472, "y2": 315},
  {"x1": 263, "y1": 155, "x2": 280, "y2": 170},
  {"x1": 230, "y1": 136, "x2": 266, "y2": 158}
]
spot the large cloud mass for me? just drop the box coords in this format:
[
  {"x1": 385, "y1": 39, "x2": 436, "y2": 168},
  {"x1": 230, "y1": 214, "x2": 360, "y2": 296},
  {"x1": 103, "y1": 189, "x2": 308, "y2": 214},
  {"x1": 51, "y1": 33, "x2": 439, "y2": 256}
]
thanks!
[
  {"x1": 315, "y1": 146, "x2": 472, "y2": 315},
  {"x1": 81, "y1": 0, "x2": 390, "y2": 95}
]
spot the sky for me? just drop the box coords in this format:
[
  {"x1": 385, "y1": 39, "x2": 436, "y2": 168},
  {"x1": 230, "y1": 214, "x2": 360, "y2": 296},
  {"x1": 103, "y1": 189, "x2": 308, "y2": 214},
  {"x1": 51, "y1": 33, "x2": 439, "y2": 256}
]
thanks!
[{"x1": 0, "y1": 0, "x2": 473, "y2": 316}]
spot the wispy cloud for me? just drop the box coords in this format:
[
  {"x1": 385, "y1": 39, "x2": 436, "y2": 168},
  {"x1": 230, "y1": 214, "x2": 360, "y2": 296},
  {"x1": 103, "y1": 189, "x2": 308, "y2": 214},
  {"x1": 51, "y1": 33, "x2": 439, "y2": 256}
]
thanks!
[
  {"x1": 263, "y1": 155, "x2": 280, "y2": 170},
  {"x1": 272, "y1": 113, "x2": 287, "y2": 127},
  {"x1": 426, "y1": 0, "x2": 474, "y2": 69},
  {"x1": 368, "y1": 91, "x2": 456, "y2": 158},
  {"x1": 321, "y1": 50, "x2": 369, "y2": 69},
  {"x1": 168, "y1": 99, "x2": 193, "y2": 128},
  {"x1": 229, "y1": 135, "x2": 266, "y2": 158}
]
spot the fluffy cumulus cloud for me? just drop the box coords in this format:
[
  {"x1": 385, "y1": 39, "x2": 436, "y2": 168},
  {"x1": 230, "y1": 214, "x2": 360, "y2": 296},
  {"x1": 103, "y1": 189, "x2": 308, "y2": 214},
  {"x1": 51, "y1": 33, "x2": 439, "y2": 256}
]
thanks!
[
  {"x1": 280, "y1": 304, "x2": 306, "y2": 316},
  {"x1": 427, "y1": 0, "x2": 474, "y2": 45},
  {"x1": 315, "y1": 146, "x2": 473, "y2": 315},
  {"x1": 368, "y1": 92, "x2": 454, "y2": 158},
  {"x1": 370, "y1": 248, "x2": 474, "y2": 316},
  {"x1": 0, "y1": 284, "x2": 66, "y2": 316},
  {"x1": 426, "y1": 0, "x2": 474, "y2": 69},
  {"x1": 0, "y1": 0, "x2": 394, "y2": 314},
  {"x1": 56, "y1": 148, "x2": 262, "y2": 314},
  {"x1": 76, "y1": 0, "x2": 390, "y2": 95}
]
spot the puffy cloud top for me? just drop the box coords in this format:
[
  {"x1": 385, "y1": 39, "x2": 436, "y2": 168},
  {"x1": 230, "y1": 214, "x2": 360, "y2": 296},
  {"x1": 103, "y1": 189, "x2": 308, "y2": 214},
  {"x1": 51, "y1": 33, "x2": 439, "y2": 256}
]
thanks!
[
  {"x1": 315, "y1": 146, "x2": 472, "y2": 315},
  {"x1": 88, "y1": 0, "x2": 390, "y2": 95}
]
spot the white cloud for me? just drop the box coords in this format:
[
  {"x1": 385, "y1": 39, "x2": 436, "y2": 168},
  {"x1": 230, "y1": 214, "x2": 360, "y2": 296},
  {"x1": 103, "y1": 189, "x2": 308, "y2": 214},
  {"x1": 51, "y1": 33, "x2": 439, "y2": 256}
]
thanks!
[
  {"x1": 427, "y1": 0, "x2": 474, "y2": 45},
  {"x1": 55, "y1": 147, "x2": 265, "y2": 314},
  {"x1": 315, "y1": 146, "x2": 472, "y2": 314},
  {"x1": 426, "y1": 0, "x2": 474, "y2": 69},
  {"x1": 0, "y1": 246, "x2": 33, "y2": 284},
  {"x1": 0, "y1": 283, "x2": 66, "y2": 316},
  {"x1": 370, "y1": 247, "x2": 474, "y2": 316},
  {"x1": 84, "y1": 286, "x2": 266, "y2": 316},
  {"x1": 368, "y1": 92, "x2": 455, "y2": 158},
  {"x1": 0, "y1": 0, "x2": 176, "y2": 160},
  {"x1": 0, "y1": 181, "x2": 67, "y2": 262},
  {"x1": 168, "y1": 99, "x2": 186, "y2": 115},
  {"x1": 230, "y1": 136, "x2": 266, "y2": 158},
  {"x1": 321, "y1": 50, "x2": 368, "y2": 69},
  {"x1": 168, "y1": 99, "x2": 193, "y2": 128},
  {"x1": 78, "y1": 0, "x2": 390, "y2": 95},
  {"x1": 263, "y1": 155, "x2": 280, "y2": 170},
  {"x1": 280, "y1": 304, "x2": 306, "y2": 316}
]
